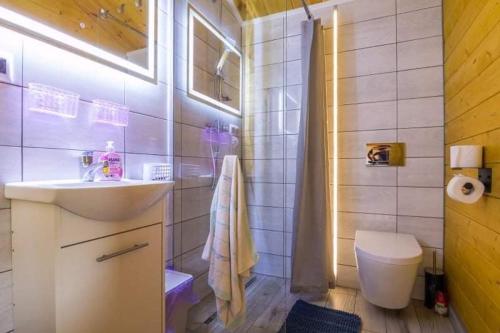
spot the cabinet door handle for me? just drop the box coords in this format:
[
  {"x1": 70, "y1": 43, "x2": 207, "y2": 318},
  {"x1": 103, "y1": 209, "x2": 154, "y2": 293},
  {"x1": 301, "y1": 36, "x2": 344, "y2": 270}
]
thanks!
[{"x1": 96, "y1": 242, "x2": 149, "y2": 262}]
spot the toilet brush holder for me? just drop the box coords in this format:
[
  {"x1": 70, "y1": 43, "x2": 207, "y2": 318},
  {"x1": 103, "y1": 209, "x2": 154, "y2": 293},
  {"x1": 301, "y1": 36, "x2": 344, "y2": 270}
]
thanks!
[{"x1": 424, "y1": 251, "x2": 444, "y2": 309}]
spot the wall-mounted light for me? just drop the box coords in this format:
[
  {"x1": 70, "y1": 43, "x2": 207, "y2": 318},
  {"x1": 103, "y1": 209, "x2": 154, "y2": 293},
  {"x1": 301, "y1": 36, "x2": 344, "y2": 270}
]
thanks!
[
  {"x1": 447, "y1": 145, "x2": 492, "y2": 204},
  {"x1": 27, "y1": 83, "x2": 80, "y2": 118},
  {"x1": 332, "y1": 7, "x2": 339, "y2": 278},
  {"x1": 91, "y1": 99, "x2": 129, "y2": 127}
]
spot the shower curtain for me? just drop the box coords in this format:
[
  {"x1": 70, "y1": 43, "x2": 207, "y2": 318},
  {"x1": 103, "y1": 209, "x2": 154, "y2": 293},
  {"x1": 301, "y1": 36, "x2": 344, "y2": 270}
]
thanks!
[{"x1": 290, "y1": 18, "x2": 334, "y2": 294}]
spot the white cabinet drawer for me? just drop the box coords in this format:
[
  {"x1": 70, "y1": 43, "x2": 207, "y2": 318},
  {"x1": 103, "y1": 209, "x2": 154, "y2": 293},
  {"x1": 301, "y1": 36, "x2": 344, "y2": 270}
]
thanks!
[{"x1": 56, "y1": 224, "x2": 163, "y2": 333}]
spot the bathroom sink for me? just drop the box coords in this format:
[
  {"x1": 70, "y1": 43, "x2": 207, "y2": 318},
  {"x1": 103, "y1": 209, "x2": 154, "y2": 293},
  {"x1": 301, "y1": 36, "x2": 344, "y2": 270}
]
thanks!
[{"x1": 5, "y1": 179, "x2": 174, "y2": 221}]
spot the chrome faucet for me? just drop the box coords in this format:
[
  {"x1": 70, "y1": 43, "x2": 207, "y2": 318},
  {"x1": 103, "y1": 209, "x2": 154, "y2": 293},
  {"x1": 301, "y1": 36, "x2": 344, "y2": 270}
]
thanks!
[{"x1": 80, "y1": 151, "x2": 103, "y2": 182}]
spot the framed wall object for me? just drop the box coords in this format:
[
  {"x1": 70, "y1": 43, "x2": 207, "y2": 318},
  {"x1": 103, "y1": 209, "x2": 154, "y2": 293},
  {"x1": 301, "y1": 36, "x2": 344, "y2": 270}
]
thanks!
[{"x1": 366, "y1": 143, "x2": 405, "y2": 166}]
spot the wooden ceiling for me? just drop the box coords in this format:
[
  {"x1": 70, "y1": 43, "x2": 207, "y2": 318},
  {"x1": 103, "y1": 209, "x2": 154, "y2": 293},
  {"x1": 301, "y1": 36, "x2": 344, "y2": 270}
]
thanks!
[
  {"x1": 0, "y1": 0, "x2": 147, "y2": 56},
  {"x1": 233, "y1": 0, "x2": 326, "y2": 20}
]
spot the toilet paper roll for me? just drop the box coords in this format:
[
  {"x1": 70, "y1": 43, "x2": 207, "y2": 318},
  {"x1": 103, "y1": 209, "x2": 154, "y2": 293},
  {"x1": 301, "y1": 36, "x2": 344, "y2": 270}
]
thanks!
[{"x1": 447, "y1": 174, "x2": 484, "y2": 204}]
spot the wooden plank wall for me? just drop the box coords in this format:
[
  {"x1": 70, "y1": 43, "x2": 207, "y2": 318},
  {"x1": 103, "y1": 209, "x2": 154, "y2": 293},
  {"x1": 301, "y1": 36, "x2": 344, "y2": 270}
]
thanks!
[{"x1": 443, "y1": 0, "x2": 500, "y2": 332}]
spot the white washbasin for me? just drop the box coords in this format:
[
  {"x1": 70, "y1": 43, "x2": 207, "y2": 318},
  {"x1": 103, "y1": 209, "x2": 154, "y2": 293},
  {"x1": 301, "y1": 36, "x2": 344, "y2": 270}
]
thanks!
[{"x1": 5, "y1": 179, "x2": 174, "y2": 221}]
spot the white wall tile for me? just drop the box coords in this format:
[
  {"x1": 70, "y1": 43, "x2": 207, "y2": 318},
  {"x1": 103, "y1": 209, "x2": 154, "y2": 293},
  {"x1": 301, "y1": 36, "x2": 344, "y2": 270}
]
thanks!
[
  {"x1": 339, "y1": 16, "x2": 396, "y2": 52},
  {"x1": 339, "y1": 185, "x2": 397, "y2": 215},
  {"x1": 397, "y1": 97, "x2": 444, "y2": 128},
  {"x1": 248, "y1": 206, "x2": 284, "y2": 232},
  {"x1": 397, "y1": 36, "x2": 443, "y2": 70},
  {"x1": 398, "y1": 66, "x2": 443, "y2": 99},
  {"x1": 398, "y1": 127, "x2": 444, "y2": 157},
  {"x1": 0, "y1": 148, "x2": 20, "y2": 209},
  {"x1": 126, "y1": 113, "x2": 169, "y2": 155},
  {"x1": 286, "y1": 85, "x2": 302, "y2": 111},
  {"x1": 286, "y1": 35, "x2": 301, "y2": 62},
  {"x1": 247, "y1": 63, "x2": 285, "y2": 90},
  {"x1": 398, "y1": 216, "x2": 444, "y2": 247},
  {"x1": 178, "y1": 157, "x2": 213, "y2": 189},
  {"x1": 339, "y1": 101, "x2": 397, "y2": 131},
  {"x1": 338, "y1": 212, "x2": 397, "y2": 239},
  {"x1": 339, "y1": 238, "x2": 356, "y2": 266},
  {"x1": 339, "y1": 0, "x2": 395, "y2": 25},
  {"x1": 339, "y1": 72, "x2": 396, "y2": 105},
  {"x1": 339, "y1": 130, "x2": 397, "y2": 158},
  {"x1": 0, "y1": 84, "x2": 21, "y2": 146},
  {"x1": 244, "y1": 112, "x2": 284, "y2": 136},
  {"x1": 0, "y1": 210, "x2": 11, "y2": 272},
  {"x1": 244, "y1": 17, "x2": 284, "y2": 45},
  {"x1": 285, "y1": 184, "x2": 295, "y2": 208},
  {"x1": 397, "y1": 0, "x2": 441, "y2": 13},
  {"x1": 286, "y1": 159, "x2": 296, "y2": 184},
  {"x1": 24, "y1": 99, "x2": 125, "y2": 152},
  {"x1": 125, "y1": 79, "x2": 168, "y2": 119},
  {"x1": 339, "y1": 159, "x2": 397, "y2": 186},
  {"x1": 398, "y1": 158, "x2": 444, "y2": 187},
  {"x1": 397, "y1": 6, "x2": 442, "y2": 42},
  {"x1": 181, "y1": 187, "x2": 213, "y2": 221},
  {"x1": 398, "y1": 187, "x2": 444, "y2": 218},
  {"x1": 181, "y1": 214, "x2": 210, "y2": 253},
  {"x1": 245, "y1": 183, "x2": 284, "y2": 207},
  {"x1": 22, "y1": 148, "x2": 83, "y2": 181},
  {"x1": 246, "y1": 86, "x2": 285, "y2": 113},
  {"x1": 251, "y1": 229, "x2": 284, "y2": 255},
  {"x1": 339, "y1": 44, "x2": 396, "y2": 78},
  {"x1": 243, "y1": 159, "x2": 284, "y2": 183},
  {"x1": 247, "y1": 39, "x2": 284, "y2": 67},
  {"x1": 286, "y1": 60, "x2": 302, "y2": 86},
  {"x1": 242, "y1": 135, "x2": 284, "y2": 159}
]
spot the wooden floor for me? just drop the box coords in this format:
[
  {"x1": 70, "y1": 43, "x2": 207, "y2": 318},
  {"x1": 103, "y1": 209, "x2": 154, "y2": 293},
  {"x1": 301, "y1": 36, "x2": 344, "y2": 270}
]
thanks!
[{"x1": 187, "y1": 275, "x2": 454, "y2": 333}]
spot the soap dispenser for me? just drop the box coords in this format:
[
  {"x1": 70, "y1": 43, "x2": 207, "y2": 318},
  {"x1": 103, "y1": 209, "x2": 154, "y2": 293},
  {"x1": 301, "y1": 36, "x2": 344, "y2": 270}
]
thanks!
[{"x1": 99, "y1": 141, "x2": 123, "y2": 181}]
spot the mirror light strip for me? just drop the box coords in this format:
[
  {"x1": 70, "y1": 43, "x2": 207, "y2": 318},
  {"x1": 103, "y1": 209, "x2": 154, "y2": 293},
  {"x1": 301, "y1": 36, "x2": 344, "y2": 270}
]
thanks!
[{"x1": 0, "y1": 1, "x2": 156, "y2": 79}]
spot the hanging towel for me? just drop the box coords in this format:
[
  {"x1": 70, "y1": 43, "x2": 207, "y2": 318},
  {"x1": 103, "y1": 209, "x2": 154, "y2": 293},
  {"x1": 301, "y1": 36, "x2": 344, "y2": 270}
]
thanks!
[{"x1": 202, "y1": 155, "x2": 258, "y2": 328}]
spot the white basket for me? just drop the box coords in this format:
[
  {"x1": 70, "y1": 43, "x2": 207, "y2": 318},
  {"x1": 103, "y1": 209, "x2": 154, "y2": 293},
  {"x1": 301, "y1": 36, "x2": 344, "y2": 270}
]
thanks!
[
  {"x1": 91, "y1": 99, "x2": 129, "y2": 127},
  {"x1": 143, "y1": 163, "x2": 172, "y2": 181},
  {"x1": 27, "y1": 83, "x2": 80, "y2": 118}
]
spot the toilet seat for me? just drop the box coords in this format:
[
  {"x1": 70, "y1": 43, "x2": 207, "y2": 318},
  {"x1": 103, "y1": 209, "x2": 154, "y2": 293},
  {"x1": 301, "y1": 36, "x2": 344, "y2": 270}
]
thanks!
[{"x1": 355, "y1": 230, "x2": 422, "y2": 265}]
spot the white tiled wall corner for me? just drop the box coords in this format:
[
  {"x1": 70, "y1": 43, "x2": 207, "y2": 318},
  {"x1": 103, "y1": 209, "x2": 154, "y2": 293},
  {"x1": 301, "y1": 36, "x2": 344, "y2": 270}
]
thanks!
[{"x1": 335, "y1": 0, "x2": 444, "y2": 296}]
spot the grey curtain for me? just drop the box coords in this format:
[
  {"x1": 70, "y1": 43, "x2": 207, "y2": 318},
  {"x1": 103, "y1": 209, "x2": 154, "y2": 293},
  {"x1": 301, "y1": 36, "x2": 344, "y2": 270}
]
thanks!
[{"x1": 290, "y1": 18, "x2": 334, "y2": 294}]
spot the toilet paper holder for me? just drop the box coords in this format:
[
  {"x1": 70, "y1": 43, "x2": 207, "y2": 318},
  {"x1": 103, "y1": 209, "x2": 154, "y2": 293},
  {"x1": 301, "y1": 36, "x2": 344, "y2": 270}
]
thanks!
[{"x1": 478, "y1": 168, "x2": 492, "y2": 193}]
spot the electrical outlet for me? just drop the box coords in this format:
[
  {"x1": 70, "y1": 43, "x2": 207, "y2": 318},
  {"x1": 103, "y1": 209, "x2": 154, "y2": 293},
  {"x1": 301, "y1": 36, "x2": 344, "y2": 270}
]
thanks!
[{"x1": 0, "y1": 58, "x2": 6, "y2": 74}]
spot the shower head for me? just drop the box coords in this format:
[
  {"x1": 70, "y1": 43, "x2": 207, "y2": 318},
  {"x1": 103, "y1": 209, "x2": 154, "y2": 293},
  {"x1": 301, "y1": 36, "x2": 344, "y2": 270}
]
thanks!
[{"x1": 216, "y1": 48, "x2": 231, "y2": 77}]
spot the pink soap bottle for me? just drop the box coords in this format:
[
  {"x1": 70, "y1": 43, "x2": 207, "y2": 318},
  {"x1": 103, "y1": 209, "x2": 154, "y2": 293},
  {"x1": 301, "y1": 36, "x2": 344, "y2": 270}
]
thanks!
[{"x1": 99, "y1": 141, "x2": 123, "y2": 181}]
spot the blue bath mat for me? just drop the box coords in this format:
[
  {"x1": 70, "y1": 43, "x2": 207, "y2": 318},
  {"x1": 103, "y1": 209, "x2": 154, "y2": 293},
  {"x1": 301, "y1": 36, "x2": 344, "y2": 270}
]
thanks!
[{"x1": 279, "y1": 300, "x2": 362, "y2": 333}]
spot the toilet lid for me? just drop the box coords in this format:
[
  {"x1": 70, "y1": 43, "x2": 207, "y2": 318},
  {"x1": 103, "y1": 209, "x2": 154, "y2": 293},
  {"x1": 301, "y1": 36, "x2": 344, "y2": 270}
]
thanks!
[{"x1": 355, "y1": 230, "x2": 422, "y2": 265}]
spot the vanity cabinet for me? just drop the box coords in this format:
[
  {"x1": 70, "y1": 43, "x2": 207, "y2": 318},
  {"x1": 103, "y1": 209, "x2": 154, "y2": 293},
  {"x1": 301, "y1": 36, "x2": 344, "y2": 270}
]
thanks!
[{"x1": 11, "y1": 200, "x2": 165, "y2": 333}]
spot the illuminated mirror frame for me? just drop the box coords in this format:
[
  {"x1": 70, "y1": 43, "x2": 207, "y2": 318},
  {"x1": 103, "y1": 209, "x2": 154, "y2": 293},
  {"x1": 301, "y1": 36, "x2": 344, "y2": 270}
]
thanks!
[
  {"x1": 188, "y1": 6, "x2": 242, "y2": 116},
  {"x1": 0, "y1": 1, "x2": 157, "y2": 80}
]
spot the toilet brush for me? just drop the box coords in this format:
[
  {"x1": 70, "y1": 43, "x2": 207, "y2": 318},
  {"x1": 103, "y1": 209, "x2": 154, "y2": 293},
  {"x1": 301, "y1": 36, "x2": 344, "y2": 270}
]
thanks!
[{"x1": 424, "y1": 250, "x2": 444, "y2": 309}]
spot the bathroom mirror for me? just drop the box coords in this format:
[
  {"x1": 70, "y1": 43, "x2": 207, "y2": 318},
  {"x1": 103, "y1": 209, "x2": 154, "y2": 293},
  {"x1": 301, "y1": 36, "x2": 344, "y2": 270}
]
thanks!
[
  {"x1": 188, "y1": 6, "x2": 242, "y2": 115},
  {"x1": 0, "y1": 0, "x2": 156, "y2": 80}
]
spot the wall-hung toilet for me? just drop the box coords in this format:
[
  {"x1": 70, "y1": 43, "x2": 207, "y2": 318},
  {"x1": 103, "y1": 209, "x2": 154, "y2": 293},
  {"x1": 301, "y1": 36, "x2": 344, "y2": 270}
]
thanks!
[{"x1": 354, "y1": 230, "x2": 423, "y2": 309}]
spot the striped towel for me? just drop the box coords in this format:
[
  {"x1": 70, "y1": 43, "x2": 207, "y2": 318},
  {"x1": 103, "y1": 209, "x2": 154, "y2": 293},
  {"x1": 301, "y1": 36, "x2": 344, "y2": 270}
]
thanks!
[{"x1": 202, "y1": 155, "x2": 259, "y2": 328}]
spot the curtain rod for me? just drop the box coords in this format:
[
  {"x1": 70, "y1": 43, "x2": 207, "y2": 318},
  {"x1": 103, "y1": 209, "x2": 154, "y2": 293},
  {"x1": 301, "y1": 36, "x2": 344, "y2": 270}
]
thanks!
[{"x1": 300, "y1": 0, "x2": 313, "y2": 20}]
